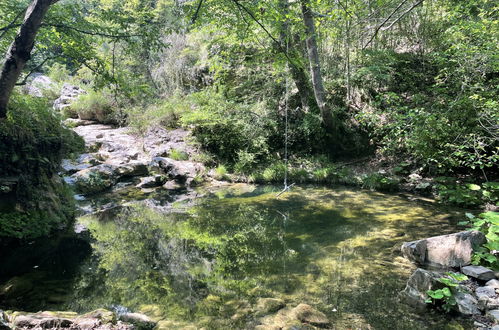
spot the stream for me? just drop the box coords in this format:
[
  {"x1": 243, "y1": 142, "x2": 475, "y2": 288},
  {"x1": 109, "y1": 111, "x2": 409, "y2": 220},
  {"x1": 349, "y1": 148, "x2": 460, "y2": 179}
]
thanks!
[{"x1": 0, "y1": 183, "x2": 472, "y2": 329}]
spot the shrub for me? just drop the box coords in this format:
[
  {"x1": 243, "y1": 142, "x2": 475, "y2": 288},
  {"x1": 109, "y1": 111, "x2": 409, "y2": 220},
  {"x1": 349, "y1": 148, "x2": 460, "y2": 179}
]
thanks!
[
  {"x1": 71, "y1": 89, "x2": 117, "y2": 124},
  {"x1": 169, "y1": 148, "x2": 189, "y2": 161}
]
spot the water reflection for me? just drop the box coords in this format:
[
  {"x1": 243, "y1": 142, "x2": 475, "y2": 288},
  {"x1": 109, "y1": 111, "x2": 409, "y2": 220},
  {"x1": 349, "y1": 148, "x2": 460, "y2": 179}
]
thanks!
[{"x1": 1, "y1": 185, "x2": 467, "y2": 329}]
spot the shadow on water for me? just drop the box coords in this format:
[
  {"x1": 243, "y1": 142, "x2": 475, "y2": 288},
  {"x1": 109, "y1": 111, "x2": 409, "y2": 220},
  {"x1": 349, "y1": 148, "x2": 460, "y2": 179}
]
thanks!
[{"x1": 0, "y1": 184, "x2": 470, "y2": 329}]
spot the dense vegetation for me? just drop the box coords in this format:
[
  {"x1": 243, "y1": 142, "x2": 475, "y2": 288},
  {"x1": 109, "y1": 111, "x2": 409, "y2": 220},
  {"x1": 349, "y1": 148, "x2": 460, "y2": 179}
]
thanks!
[{"x1": 0, "y1": 0, "x2": 497, "y2": 239}]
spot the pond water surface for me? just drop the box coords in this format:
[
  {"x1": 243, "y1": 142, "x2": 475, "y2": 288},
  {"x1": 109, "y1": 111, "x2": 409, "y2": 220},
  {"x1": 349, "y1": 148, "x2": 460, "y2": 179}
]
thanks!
[{"x1": 0, "y1": 184, "x2": 472, "y2": 329}]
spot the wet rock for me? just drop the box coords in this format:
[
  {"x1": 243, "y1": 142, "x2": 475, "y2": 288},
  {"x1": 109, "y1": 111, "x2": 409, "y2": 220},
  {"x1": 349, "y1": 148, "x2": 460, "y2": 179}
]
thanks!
[
  {"x1": 399, "y1": 268, "x2": 442, "y2": 308},
  {"x1": 72, "y1": 165, "x2": 117, "y2": 194},
  {"x1": 0, "y1": 311, "x2": 10, "y2": 330},
  {"x1": 255, "y1": 298, "x2": 286, "y2": 315},
  {"x1": 486, "y1": 279, "x2": 499, "y2": 289},
  {"x1": 461, "y1": 265, "x2": 496, "y2": 281},
  {"x1": 291, "y1": 304, "x2": 330, "y2": 328},
  {"x1": 401, "y1": 231, "x2": 486, "y2": 268},
  {"x1": 116, "y1": 161, "x2": 149, "y2": 178},
  {"x1": 136, "y1": 176, "x2": 166, "y2": 189},
  {"x1": 455, "y1": 292, "x2": 480, "y2": 315},
  {"x1": 118, "y1": 312, "x2": 156, "y2": 330}
]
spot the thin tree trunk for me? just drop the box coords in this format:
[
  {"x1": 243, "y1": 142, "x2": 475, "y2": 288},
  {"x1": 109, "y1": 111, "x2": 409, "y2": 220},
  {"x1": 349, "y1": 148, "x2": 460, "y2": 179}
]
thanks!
[
  {"x1": 278, "y1": 0, "x2": 313, "y2": 112},
  {"x1": 300, "y1": 0, "x2": 334, "y2": 132},
  {"x1": 0, "y1": 0, "x2": 58, "y2": 118}
]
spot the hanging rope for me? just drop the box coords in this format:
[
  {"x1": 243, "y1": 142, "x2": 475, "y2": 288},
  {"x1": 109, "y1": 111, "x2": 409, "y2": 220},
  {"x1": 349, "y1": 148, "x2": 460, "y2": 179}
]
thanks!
[{"x1": 276, "y1": 32, "x2": 294, "y2": 198}]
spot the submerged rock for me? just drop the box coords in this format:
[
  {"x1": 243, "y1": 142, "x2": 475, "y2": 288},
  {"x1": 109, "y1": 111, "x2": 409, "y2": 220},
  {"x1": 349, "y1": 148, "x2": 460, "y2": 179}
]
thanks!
[
  {"x1": 401, "y1": 231, "x2": 486, "y2": 268},
  {"x1": 255, "y1": 298, "x2": 286, "y2": 315},
  {"x1": 291, "y1": 304, "x2": 330, "y2": 327},
  {"x1": 461, "y1": 265, "x2": 496, "y2": 281}
]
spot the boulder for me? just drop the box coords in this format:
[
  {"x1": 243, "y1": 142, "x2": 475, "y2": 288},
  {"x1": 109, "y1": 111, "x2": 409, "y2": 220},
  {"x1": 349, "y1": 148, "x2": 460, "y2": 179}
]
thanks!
[
  {"x1": 255, "y1": 298, "x2": 286, "y2": 315},
  {"x1": 475, "y1": 286, "x2": 496, "y2": 300},
  {"x1": 23, "y1": 74, "x2": 53, "y2": 97},
  {"x1": 461, "y1": 265, "x2": 496, "y2": 281},
  {"x1": 71, "y1": 164, "x2": 117, "y2": 194},
  {"x1": 53, "y1": 83, "x2": 86, "y2": 113},
  {"x1": 454, "y1": 292, "x2": 480, "y2": 315},
  {"x1": 401, "y1": 231, "x2": 486, "y2": 268},
  {"x1": 486, "y1": 279, "x2": 499, "y2": 289},
  {"x1": 291, "y1": 304, "x2": 330, "y2": 328},
  {"x1": 118, "y1": 312, "x2": 156, "y2": 330},
  {"x1": 136, "y1": 176, "x2": 166, "y2": 189},
  {"x1": 399, "y1": 268, "x2": 442, "y2": 308}
]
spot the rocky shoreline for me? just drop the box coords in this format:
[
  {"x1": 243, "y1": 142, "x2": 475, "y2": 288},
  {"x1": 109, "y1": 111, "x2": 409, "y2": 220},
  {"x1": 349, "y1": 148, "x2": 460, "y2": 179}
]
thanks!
[{"x1": 400, "y1": 231, "x2": 499, "y2": 329}]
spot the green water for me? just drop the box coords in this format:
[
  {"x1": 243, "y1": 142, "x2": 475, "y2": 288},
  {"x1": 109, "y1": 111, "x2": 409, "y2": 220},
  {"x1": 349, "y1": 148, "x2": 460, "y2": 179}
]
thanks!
[{"x1": 0, "y1": 184, "x2": 471, "y2": 329}]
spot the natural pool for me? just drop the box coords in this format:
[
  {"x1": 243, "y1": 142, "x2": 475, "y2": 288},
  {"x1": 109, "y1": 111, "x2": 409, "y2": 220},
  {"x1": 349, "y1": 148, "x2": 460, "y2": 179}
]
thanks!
[{"x1": 0, "y1": 184, "x2": 472, "y2": 329}]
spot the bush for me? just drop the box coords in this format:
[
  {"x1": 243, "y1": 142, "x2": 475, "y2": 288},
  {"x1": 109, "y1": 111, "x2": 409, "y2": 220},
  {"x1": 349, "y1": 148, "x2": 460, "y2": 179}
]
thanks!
[{"x1": 71, "y1": 89, "x2": 117, "y2": 124}]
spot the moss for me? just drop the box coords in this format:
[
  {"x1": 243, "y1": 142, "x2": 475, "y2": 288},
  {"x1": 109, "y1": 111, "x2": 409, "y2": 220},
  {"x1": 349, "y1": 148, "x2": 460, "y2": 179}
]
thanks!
[{"x1": 0, "y1": 94, "x2": 82, "y2": 240}]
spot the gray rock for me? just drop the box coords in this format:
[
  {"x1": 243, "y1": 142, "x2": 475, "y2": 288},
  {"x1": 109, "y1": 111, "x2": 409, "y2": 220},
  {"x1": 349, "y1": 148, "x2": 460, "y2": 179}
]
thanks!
[
  {"x1": 71, "y1": 164, "x2": 117, "y2": 194},
  {"x1": 492, "y1": 326, "x2": 499, "y2": 330},
  {"x1": 401, "y1": 231, "x2": 486, "y2": 268},
  {"x1": 54, "y1": 83, "x2": 86, "y2": 112},
  {"x1": 291, "y1": 304, "x2": 329, "y2": 327},
  {"x1": 488, "y1": 309, "x2": 499, "y2": 323},
  {"x1": 455, "y1": 292, "x2": 480, "y2": 315},
  {"x1": 399, "y1": 268, "x2": 442, "y2": 308},
  {"x1": 486, "y1": 279, "x2": 499, "y2": 289},
  {"x1": 462, "y1": 265, "x2": 496, "y2": 281},
  {"x1": 476, "y1": 286, "x2": 496, "y2": 299},
  {"x1": 136, "y1": 176, "x2": 166, "y2": 189},
  {"x1": 118, "y1": 312, "x2": 156, "y2": 330},
  {"x1": 23, "y1": 74, "x2": 53, "y2": 97}
]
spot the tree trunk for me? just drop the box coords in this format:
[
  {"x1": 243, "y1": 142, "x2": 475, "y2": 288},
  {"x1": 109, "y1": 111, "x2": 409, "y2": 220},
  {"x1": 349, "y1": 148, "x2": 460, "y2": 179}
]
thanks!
[
  {"x1": 0, "y1": 0, "x2": 57, "y2": 118},
  {"x1": 300, "y1": 0, "x2": 334, "y2": 132},
  {"x1": 278, "y1": 0, "x2": 313, "y2": 112}
]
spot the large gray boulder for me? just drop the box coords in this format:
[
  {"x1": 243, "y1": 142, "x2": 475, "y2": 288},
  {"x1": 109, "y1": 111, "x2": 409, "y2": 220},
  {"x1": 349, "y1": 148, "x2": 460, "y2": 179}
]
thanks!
[{"x1": 401, "y1": 231, "x2": 486, "y2": 269}]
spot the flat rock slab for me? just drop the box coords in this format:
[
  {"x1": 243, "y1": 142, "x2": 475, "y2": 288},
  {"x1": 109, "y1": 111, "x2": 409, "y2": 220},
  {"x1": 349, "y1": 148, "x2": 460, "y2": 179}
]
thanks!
[
  {"x1": 401, "y1": 231, "x2": 486, "y2": 268},
  {"x1": 462, "y1": 265, "x2": 496, "y2": 281}
]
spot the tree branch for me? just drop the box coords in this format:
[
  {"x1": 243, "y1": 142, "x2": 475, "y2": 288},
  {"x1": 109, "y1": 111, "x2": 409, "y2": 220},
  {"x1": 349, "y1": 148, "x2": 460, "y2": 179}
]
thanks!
[
  {"x1": 43, "y1": 23, "x2": 143, "y2": 39},
  {"x1": 229, "y1": 0, "x2": 298, "y2": 68},
  {"x1": 15, "y1": 56, "x2": 56, "y2": 86},
  {"x1": 0, "y1": 8, "x2": 26, "y2": 40},
  {"x1": 191, "y1": 0, "x2": 204, "y2": 24},
  {"x1": 381, "y1": 0, "x2": 424, "y2": 31},
  {"x1": 363, "y1": 0, "x2": 410, "y2": 49}
]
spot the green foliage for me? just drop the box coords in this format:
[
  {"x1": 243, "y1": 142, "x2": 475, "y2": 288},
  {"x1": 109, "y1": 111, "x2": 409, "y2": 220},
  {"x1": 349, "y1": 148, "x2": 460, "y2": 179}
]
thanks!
[
  {"x1": 70, "y1": 89, "x2": 118, "y2": 124},
  {"x1": 459, "y1": 212, "x2": 499, "y2": 270},
  {"x1": 426, "y1": 272, "x2": 469, "y2": 312},
  {"x1": 169, "y1": 149, "x2": 189, "y2": 161},
  {"x1": 0, "y1": 94, "x2": 84, "y2": 176},
  {"x1": 214, "y1": 165, "x2": 229, "y2": 181},
  {"x1": 361, "y1": 173, "x2": 399, "y2": 192},
  {"x1": 436, "y1": 181, "x2": 499, "y2": 207}
]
